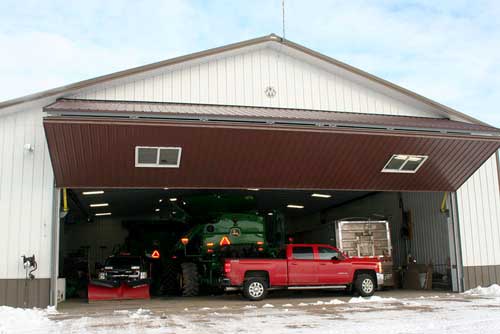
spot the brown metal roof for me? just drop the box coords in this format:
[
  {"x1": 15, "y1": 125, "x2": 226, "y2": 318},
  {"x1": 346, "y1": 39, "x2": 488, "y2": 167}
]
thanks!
[
  {"x1": 1, "y1": 33, "x2": 488, "y2": 127},
  {"x1": 45, "y1": 99, "x2": 500, "y2": 135},
  {"x1": 43, "y1": 116, "x2": 500, "y2": 191}
]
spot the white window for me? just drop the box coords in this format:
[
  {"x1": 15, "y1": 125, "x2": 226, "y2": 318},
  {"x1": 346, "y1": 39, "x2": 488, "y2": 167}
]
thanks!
[
  {"x1": 381, "y1": 154, "x2": 428, "y2": 173},
  {"x1": 135, "y1": 146, "x2": 182, "y2": 168}
]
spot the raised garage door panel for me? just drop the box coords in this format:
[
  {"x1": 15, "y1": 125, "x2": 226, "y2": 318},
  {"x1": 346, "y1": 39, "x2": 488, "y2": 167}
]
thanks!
[{"x1": 43, "y1": 117, "x2": 500, "y2": 191}]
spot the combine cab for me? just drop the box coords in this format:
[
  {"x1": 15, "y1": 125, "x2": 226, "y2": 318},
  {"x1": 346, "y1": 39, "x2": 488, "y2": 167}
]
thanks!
[{"x1": 88, "y1": 254, "x2": 151, "y2": 302}]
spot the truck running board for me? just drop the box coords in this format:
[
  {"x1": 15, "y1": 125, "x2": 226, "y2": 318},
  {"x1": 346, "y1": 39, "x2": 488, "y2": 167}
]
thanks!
[{"x1": 288, "y1": 285, "x2": 347, "y2": 290}]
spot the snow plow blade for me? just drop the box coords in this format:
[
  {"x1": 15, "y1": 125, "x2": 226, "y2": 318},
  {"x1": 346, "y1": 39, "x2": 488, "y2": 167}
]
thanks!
[{"x1": 88, "y1": 280, "x2": 151, "y2": 302}]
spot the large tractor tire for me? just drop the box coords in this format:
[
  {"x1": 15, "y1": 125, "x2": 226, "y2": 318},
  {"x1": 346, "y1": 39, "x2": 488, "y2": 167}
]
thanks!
[
  {"x1": 159, "y1": 261, "x2": 181, "y2": 296},
  {"x1": 180, "y1": 262, "x2": 200, "y2": 297}
]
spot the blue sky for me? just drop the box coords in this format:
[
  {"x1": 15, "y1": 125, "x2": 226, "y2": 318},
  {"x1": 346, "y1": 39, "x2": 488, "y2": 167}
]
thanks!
[{"x1": 1, "y1": 0, "x2": 499, "y2": 126}]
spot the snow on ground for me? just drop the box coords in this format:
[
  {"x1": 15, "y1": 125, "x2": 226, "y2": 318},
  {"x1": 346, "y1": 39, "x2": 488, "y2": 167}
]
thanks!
[
  {"x1": 464, "y1": 284, "x2": 500, "y2": 297},
  {"x1": 2, "y1": 288, "x2": 500, "y2": 334}
]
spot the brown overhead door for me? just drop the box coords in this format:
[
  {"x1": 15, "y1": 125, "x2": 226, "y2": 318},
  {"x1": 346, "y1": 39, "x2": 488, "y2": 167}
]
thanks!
[{"x1": 43, "y1": 116, "x2": 500, "y2": 191}]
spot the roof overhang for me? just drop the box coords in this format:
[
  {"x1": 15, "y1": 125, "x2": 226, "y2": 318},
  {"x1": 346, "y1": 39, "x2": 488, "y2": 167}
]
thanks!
[{"x1": 43, "y1": 110, "x2": 500, "y2": 191}]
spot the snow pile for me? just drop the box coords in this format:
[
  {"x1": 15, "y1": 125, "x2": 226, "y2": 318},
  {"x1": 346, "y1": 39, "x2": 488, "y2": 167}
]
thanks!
[
  {"x1": 129, "y1": 308, "x2": 152, "y2": 319},
  {"x1": 310, "y1": 301, "x2": 324, "y2": 305},
  {"x1": 325, "y1": 299, "x2": 345, "y2": 305},
  {"x1": 464, "y1": 284, "x2": 500, "y2": 297},
  {"x1": 348, "y1": 296, "x2": 397, "y2": 304},
  {"x1": 242, "y1": 305, "x2": 257, "y2": 309},
  {"x1": 261, "y1": 304, "x2": 274, "y2": 308},
  {"x1": 0, "y1": 306, "x2": 58, "y2": 334}
]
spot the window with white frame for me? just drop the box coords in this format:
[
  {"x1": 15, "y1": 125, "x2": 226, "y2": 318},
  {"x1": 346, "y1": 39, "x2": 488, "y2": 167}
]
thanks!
[
  {"x1": 135, "y1": 146, "x2": 182, "y2": 168},
  {"x1": 381, "y1": 154, "x2": 428, "y2": 173}
]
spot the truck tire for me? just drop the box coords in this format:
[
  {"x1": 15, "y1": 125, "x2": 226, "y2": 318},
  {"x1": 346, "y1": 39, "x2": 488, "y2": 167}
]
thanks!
[
  {"x1": 243, "y1": 277, "x2": 268, "y2": 301},
  {"x1": 159, "y1": 261, "x2": 181, "y2": 296},
  {"x1": 180, "y1": 262, "x2": 200, "y2": 297},
  {"x1": 354, "y1": 273, "x2": 376, "y2": 297}
]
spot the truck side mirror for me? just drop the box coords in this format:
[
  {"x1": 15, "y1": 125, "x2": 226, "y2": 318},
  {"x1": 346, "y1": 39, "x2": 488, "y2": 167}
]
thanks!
[{"x1": 333, "y1": 254, "x2": 345, "y2": 261}]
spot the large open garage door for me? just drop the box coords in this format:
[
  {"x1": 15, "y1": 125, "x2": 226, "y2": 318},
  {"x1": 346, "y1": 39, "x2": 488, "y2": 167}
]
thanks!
[
  {"x1": 43, "y1": 99, "x2": 500, "y2": 301},
  {"x1": 59, "y1": 188, "x2": 457, "y2": 300}
]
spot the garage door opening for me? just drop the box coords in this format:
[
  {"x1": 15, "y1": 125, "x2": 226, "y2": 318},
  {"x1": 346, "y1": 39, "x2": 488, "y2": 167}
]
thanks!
[{"x1": 57, "y1": 188, "x2": 456, "y2": 301}]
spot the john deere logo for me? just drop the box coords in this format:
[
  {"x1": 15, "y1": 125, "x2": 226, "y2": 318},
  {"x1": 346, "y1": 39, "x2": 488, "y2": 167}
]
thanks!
[{"x1": 230, "y1": 228, "x2": 241, "y2": 237}]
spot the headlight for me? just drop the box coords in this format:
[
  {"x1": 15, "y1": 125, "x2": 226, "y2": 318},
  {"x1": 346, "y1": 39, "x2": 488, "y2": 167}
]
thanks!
[
  {"x1": 98, "y1": 272, "x2": 106, "y2": 280},
  {"x1": 140, "y1": 272, "x2": 147, "y2": 279}
]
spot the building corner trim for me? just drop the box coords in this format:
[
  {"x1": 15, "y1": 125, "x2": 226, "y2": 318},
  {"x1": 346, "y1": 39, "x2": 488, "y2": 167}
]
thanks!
[{"x1": 49, "y1": 187, "x2": 61, "y2": 307}]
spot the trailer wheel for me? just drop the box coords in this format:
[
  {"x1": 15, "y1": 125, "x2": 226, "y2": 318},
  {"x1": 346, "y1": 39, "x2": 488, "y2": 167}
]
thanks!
[
  {"x1": 181, "y1": 262, "x2": 200, "y2": 297},
  {"x1": 354, "y1": 274, "x2": 375, "y2": 297},
  {"x1": 243, "y1": 277, "x2": 268, "y2": 301},
  {"x1": 159, "y1": 261, "x2": 181, "y2": 295}
]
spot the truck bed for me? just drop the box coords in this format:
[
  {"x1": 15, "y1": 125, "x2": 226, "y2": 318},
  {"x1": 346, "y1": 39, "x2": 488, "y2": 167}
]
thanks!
[{"x1": 225, "y1": 258, "x2": 288, "y2": 287}]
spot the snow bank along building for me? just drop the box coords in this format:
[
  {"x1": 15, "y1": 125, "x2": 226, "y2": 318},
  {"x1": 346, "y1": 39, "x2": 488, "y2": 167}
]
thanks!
[{"x1": 1, "y1": 34, "x2": 499, "y2": 307}]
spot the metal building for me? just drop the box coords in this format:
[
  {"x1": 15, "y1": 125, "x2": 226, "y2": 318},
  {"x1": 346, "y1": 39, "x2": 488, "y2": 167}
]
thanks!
[{"x1": 1, "y1": 34, "x2": 499, "y2": 307}]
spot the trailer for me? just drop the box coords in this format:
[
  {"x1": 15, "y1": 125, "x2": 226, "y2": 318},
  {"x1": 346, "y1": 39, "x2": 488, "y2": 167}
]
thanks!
[{"x1": 334, "y1": 218, "x2": 394, "y2": 287}]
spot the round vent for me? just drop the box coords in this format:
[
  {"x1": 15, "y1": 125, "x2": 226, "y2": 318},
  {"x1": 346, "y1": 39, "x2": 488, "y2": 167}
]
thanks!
[{"x1": 264, "y1": 86, "x2": 276, "y2": 98}]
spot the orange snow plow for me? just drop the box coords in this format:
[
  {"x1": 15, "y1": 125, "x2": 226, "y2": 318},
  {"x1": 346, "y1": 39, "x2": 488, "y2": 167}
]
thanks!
[{"x1": 88, "y1": 254, "x2": 151, "y2": 302}]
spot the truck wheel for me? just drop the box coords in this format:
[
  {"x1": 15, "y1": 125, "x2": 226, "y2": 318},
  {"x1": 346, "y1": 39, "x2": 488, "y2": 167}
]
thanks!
[
  {"x1": 355, "y1": 274, "x2": 375, "y2": 297},
  {"x1": 243, "y1": 277, "x2": 268, "y2": 301},
  {"x1": 181, "y1": 262, "x2": 200, "y2": 297},
  {"x1": 159, "y1": 261, "x2": 181, "y2": 296}
]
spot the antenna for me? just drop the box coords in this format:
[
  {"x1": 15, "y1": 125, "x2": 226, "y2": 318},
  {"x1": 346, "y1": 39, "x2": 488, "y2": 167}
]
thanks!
[{"x1": 282, "y1": 0, "x2": 285, "y2": 39}]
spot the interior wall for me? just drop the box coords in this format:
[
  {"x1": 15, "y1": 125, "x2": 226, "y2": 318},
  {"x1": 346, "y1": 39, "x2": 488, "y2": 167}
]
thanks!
[
  {"x1": 287, "y1": 192, "x2": 450, "y2": 272},
  {"x1": 61, "y1": 217, "x2": 128, "y2": 273}
]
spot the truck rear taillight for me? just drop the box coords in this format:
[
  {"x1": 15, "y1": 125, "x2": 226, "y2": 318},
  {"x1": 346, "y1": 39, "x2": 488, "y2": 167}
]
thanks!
[
  {"x1": 224, "y1": 262, "x2": 231, "y2": 274},
  {"x1": 377, "y1": 262, "x2": 383, "y2": 273}
]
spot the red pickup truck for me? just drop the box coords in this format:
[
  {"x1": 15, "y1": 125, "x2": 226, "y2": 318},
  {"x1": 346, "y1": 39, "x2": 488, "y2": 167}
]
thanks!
[{"x1": 221, "y1": 244, "x2": 385, "y2": 300}]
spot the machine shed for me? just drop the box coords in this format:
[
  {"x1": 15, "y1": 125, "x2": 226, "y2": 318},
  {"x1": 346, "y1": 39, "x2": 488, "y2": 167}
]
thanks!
[{"x1": 1, "y1": 34, "x2": 500, "y2": 308}]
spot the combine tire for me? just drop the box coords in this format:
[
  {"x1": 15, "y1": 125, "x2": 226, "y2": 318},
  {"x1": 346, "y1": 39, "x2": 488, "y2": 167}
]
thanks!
[
  {"x1": 180, "y1": 262, "x2": 200, "y2": 297},
  {"x1": 354, "y1": 273, "x2": 376, "y2": 297},
  {"x1": 159, "y1": 261, "x2": 181, "y2": 296}
]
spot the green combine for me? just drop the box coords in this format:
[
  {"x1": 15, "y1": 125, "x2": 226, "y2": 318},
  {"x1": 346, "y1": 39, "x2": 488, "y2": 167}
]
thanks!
[{"x1": 159, "y1": 194, "x2": 285, "y2": 296}]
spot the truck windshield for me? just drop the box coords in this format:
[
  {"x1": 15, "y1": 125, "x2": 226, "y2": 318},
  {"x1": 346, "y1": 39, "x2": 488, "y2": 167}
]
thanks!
[
  {"x1": 292, "y1": 246, "x2": 314, "y2": 259},
  {"x1": 105, "y1": 256, "x2": 141, "y2": 268}
]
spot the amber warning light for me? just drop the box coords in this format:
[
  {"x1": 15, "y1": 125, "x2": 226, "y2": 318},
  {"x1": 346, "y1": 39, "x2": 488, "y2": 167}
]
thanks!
[
  {"x1": 219, "y1": 236, "x2": 231, "y2": 246},
  {"x1": 151, "y1": 250, "x2": 160, "y2": 259}
]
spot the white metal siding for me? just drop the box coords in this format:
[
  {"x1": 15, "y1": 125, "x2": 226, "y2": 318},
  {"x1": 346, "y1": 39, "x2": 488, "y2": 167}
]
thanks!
[
  {"x1": 71, "y1": 46, "x2": 438, "y2": 118},
  {"x1": 456, "y1": 154, "x2": 500, "y2": 267},
  {"x1": 0, "y1": 108, "x2": 54, "y2": 279}
]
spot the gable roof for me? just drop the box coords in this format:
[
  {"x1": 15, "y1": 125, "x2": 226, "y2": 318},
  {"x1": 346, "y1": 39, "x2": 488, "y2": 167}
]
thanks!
[{"x1": 0, "y1": 33, "x2": 487, "y2": 126}]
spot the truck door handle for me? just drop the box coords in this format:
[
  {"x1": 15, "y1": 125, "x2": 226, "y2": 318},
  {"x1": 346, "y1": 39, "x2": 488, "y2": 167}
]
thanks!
[
  {"x1": 319, "y1": 263, "x2": 327, "y2": 266},
  {"x1": 290, "y1": 263, "x2": 298, "y2": 265}
]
